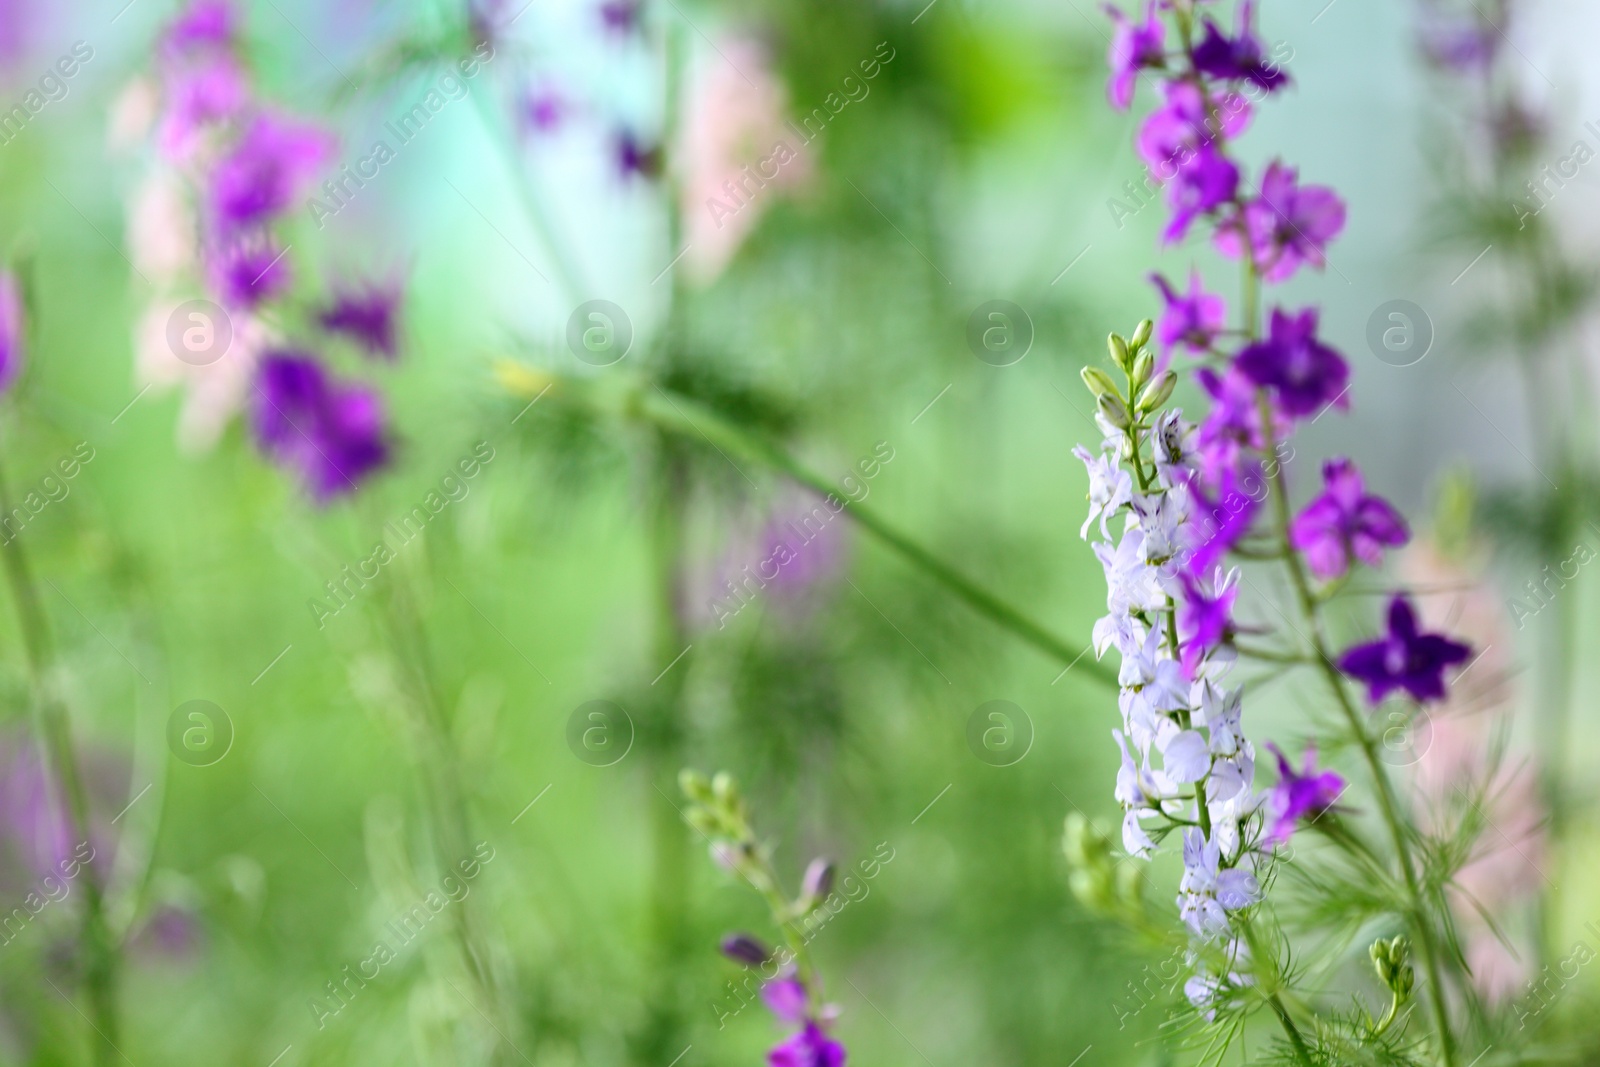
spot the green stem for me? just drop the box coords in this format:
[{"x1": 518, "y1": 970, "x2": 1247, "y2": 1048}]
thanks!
[
  {"x1": 1268, "y1": 991, "x2": 1316, "y2": 1067},
  {"x1": 0, "y1": 453, "x2": 120, "y2": 1066},
  {"x1": 1258, "y1": 414, "x2": 1457, "y2": 1067},
  {"x1": 612, "y1": 380, "x2": 1118, "y2": 688}
]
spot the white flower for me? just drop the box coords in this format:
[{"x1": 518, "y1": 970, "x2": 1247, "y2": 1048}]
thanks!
[
  {"x1": 1093, "y1": 612, "x2": 1146, "y2": 659},
  {"x1": 1178, "y1": 828, "x2": 1260, "y2": 938},
  {"x1": 1074, "y1": 444, "x2": 1133, "y2": 540},
  {"x1": 1130, "y1": 489, "x2": 1187, "y2": 564},
  {"x1": 1160, "y1": 728, "x2": 1211, "y2": 784},
  {"x1": 1153, "y1": 409, "x2": 1198, "y2": 489},
  {"x1": 1094, "y1": 531, "x2": 1166, "y2": 617},
  {"x1": 1114, "y1": 728, "x2": 1174, "y2": 858}
]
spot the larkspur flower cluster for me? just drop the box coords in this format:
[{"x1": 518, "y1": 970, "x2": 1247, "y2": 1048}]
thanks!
[
  {"x1": 122, "y1": 0, "x2": 404, "y2": 500},
  {"x1": 1079, "y1": 0, "x2": 1478, "y2": 1028}
]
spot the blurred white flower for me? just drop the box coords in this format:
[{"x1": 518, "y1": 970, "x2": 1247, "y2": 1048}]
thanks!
[
  {"x1": 137, "y1": 300, "x2": 273, "y2": 453},
  {"x1": 127, "y1": 168, "x2": 197, "y2": 286}
]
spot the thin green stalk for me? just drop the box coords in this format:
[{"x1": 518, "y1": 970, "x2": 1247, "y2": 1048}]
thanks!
[
  {"x1": 615, "y1": 381, "x2": 1120, "y2": 688},
  {"x1": 1257, "y1": 415, "x2": 1457, "y2": 1067},
  {"x1": 1268, "y1": 991, "x2": 1315, "y2": 1067},
  {"x1": 0, "y1": 453, "x2": 120, "y2": 1067}
]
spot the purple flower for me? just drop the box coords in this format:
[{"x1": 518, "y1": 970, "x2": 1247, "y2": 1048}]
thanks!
[
  {"x1": 762, "y1": 976, "x2": 809, "y2": 1024},
  {"x1": 720, "y1": 933, "x2": 771, "y2": 967},
  {"x1": 768, "y1": 1021, "x2": 846, "y2": 1067},
  {"x1": 1338, "y1": 596, "x2": 1472, "y2": 705},
  {"x1": 1176, "y1": 567, "x2": 1238, "y2": 677},
  {"x1": 1193, "y1": 366, "x2": 1283, "y2": 486},
  {"x1": 319, "y1": 280, "x2": 404, "y2": 360},
  {"x1": 1234, "y1": 307, "x2": 1349, "y2": 420},
  {"x1": 598, "y1": 0, "x2": 642, "y2": 34},
  {"x1": 522, "y1": 87, "x2": 567, "y2": 135},
  {"x1": 162, "y1": 0, "x2": 238, "y2": 58},
  {"x1": 614, "y1": 132, "x2": 662, "y2": 180},
  {"x1": 159, "y1": 56, "x2": 250, "y2": 158},
  {"x1": 207, "y1": 236, "x2": 291, "y2": 309},
  {"x1": 1104, "y1": 0, "x2": 1166, "y2": 110},
  {"x1": 1150, "y1": 269, "x2": 1226, "y2": 364},
  {"x1": 0, "y1": 269, "x2": 23, "y2": 395},
  {"x1": 1265, "y1": 743, "x2": 1344, "y2": 843},
  {"x1": 1417, "y1": 11, "x2": 1500, "y2": 73},
  {"x1": 210, "y1": 114, "x2": 335, "y2": 235},
  {"x1": 251, "y1": 353, "x2": 390, "y2": 502},
  {"x1": 1136, "y1": 83, "x2": 1251, "y2": 244},
  {"x1": 1180, "y1": 470, "x2": 1257, "y2": 579},
  {"x1": 1288, "y1": 459, "x2": 1409, "y2": 580},
  {"x1": 1191, "y1": 1, "x2": 1290, "y2": 94},
  {"x1": 1215, "y1": 161, "x2": 1345, "y2": 283}
]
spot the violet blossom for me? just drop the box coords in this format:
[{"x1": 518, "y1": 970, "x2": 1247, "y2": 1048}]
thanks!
[
  {"x1": 209, "y1": 114, "x2": 336, "y2": 235},
  {"x1": 0, "y1": 269, "x2": 23, "y2": 395},
  {"x1": 1104, "y1": 0, "x2": 1166, "y2": 110},
  {"x1": 251, "y1": 353, "x2": 390, "y2": 502},
  {"x1": 1233, "y1": 306, "x2": 1349, "y2": 419},
  {"x1": 1215, "y1": 161, "x2": 1346, "y2": 283},
  {"x1": 761, "y1": 974, "x2": 846, "y2": 1067},
  {"x1": 1338, "y1": 595, "x2": 1473, "y2": 705},
  {"x1": 1288, "y1": 458, "x2": 1409, "y2": 580},
  {"x1": 1264, "y1": 743, "x2": 1345, "y2": 844},
  {"x1": 319, "y1": 280, "x2": 404, "y2": 360},
  {"x1": 1190, "y1": 1, "x2": 1290, "y2": 94},
  {"x1": 1150, "y1": 269, "x2": 1227, "y2": 365}
]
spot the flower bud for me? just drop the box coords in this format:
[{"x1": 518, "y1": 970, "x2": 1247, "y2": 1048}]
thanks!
[
  {"x1": 679, "y1": 769, "x2": 713, "y2": 803},
  {"x1": 720, "y1": 933, "x2": 771, "y2": 967},
  {"x1": 1107, "y1": 333, "x2": 1130, "y2": 370},
  {"x1": 1130, "y1": 349, "x2": 1154, "y2": 389},
  {"x1": 686, "y1": 808, "x2": 722, "y2": 836},
  {"x1": 1080, "y1": 366, "x2": 1119, "y2": 400},
  {"x1": 1130, "y1": 318, "x2": 1153, "y2": 351},
  {"x1": 1138, "y1": 372, "x2": 1176, "y2": 412},
  {"x1": 800, "y1": 858, "x2": 835, "y2": 902},
  {"x1": 1097, "y1": 393, "x2": 1132, "y2": 431},
  {"x1": 711, "y1": 771, "x2": 737, "y2": 805}
]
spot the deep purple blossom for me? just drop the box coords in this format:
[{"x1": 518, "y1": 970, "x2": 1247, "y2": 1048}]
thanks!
[
  {"x1": 159, "y1": 56, "x2": 250, "y2": 158},
  {"x1": 1180, "y1": 470, "x2": 1258, "y2": 579},
  {"x1": 210, "y1": 114, "x2": 335, "y2": 234},
  {"x1": 251, "y1": 353, "x2": 389, "y2": 502},
  {"x1": 1150, "y1": 269, "x2": 1226, "y2": 365},
  {"x1": 598, "y1": 0, "x2": 642, "y2": 34},
  {"x1": 208, "y1": 237, "x2": 291, "y2": 309},
  {"x1": 1104, "y1": 0, "x2": 1166, "y2": 110},
  {"x1": 720, "y1": 933, "x2": 771, "y2": 967},
  {"x1": 1288, "y1": 459, "x2": 1409, "y2": 580},
  {"x1": 1215, "y1": 161, "x2": 1346, "y2": 283},
  {"x1": 1338, "y1": 595, "x2": 1473, "y2": 704},
  {"x1": 1191, "y1": 1, "x2": 1290, "y2": 94},
  {"x1": 762, "y1": 976, "x2": 808, "y2": 1023},
  {"x1": 0, "y1": 269, "x2": 23, "y2": 395},
  {"x1": 614, "y1": 132, "x2": 662, "y2": 180},
  {"x1": 1234, "y1": 307, "x2": 1349, "y2": 420},
  {"x1": 769, "y1": 1022, "x2": 846, "y2": 1067},
  {"x1": 319, "y1": 280, "x2": 404, "y2": 360},
  {"x1": 1265, "y1": 743, "x2": 1344, "y2": 843}
]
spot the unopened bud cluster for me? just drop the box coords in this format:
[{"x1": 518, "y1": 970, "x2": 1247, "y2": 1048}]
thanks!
[
  {"x1": 1062, "y1": 813, "x2": 1142, "y2": 917},
  {"x1": 1083, "y1": 319, "x2": 1173, "y2": 431},
  {"x1": 1370, "y1": 935, "x2": 1415, "y2": 1000}
]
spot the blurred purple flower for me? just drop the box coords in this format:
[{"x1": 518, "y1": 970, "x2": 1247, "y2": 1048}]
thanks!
[
  {"x1": 1215, "y1": 161, "x2": 1345, "y2": 283},
  {"x1": 598, "y1": 0, "x2": 642, "y2": 34},
  {"x1": 129, "y1": 903, "x2": 205, "y2": 964},
  {"x1": 1150, "y1": 269, "x2": 1226, "y2": 365},
  {"x1": 319, "y1": 279, "x2": 404, "y2": 360},
  {"x1": 720, "y1": 933, "x2": 771, "y2": 967},
  {"x1": 614, "y1": 131, "x2": 662, "y2": 180},
  {"x1": 159, "y1": 56, "x2": 250, "y2": 159},
  {"x1": 1191, "y1": 1, "x2": 1290, "y2": 94},
  {"x1": 762, "y1": 975, "x2": 808, "y2": 1023},
  {"x1": 207, "y1": 236, "x2": 291, "y2": 309},
  {"x1": 1234, "y1": 306, "x2": 1348, "y2": 419},
  {"x1": 0, "y1": 269, "x2": 23, "y2": 395},
  {"x1": 1136, "y1": 83, "x2": 1250, "y2": 244},
  {"x1": 1181, "y1": 470, "x2": 1257, "y2": 580},
  {"x1": 1288, "y1": 458, "x2": 1408, "y2": 580},
  {"x1": 209, "y1": 113, "x2": 336, "y2": 235},
  {"x1": 1264, "y1": 743, "x2": 1344, "y2": 843},
  {"x1": 1338, "y1": 595, "x2": 1472, "y2": 704},
  {"x1": 522, "y1": 87, "x2": 568, "y2": 135},
  {"x1": 251, "y1": 353, "x2": 390, "y2": 502},
  {"x1": 1176, "y1": 566, "x2": 1238, "y2": 676},
  {"x1": 769, "y1": 1021, "x2": 846, "y2": 1067},
  {"x1": 1103, "y1": 0, "x2": 1166, "y2": 110},
  {"x1": 162, "y1": 0, "x2": 238, "y2": 58},
  {"x1": 1193, "y1": 364, "x2": 1283, "y2": 486}
]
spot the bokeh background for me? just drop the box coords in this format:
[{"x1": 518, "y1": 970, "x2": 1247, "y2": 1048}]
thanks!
[{"x1": 0, "y1": 0, "x2": 1597, "y2": 1064}]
